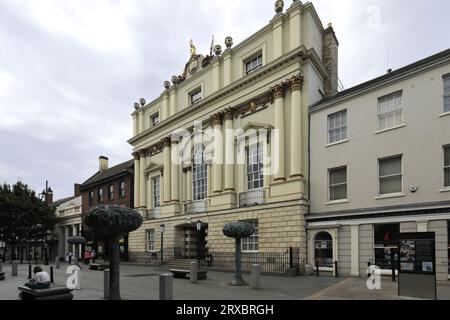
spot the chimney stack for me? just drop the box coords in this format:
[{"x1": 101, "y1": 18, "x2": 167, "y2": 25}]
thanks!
[
  {"x1": 322, "y1": 23, "x2": 339, "y2": 96},
  {"x1": 43, "y1": 181, "x2": 53, "y2": 205},
  {"x1": 74, "y1": 184, "x2": 81, "y2": 197},
  {"x1": 99, "y1": 156, "x2": 109, "y2": 172}
]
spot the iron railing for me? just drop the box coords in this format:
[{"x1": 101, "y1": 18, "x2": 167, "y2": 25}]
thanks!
[{"x1": 204, "y1": 250, "x2": 290, "y2": 273}]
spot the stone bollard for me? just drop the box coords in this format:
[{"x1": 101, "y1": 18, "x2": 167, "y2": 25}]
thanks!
[
  {"x1": 75, "y1": 269, "x2": 81, "y2": 290},
  {"x1": 55, "y1": 257, "x2": 60, "y2": 269},
  {"x1": 190, "y1": 262, "x2": 198, "y2": 283},
  {"x1": 104, "y1": 269, "x2": 110, "y2": 300},
  {"x1": 12, "y1": 261, "x2": 18, "y2": 277},
  {"x1": 159, "y1": 274, "x2": 173, "y2": 300},
  {"x1": 251, "y1": 264, "x2": 261, "y2": 289}
]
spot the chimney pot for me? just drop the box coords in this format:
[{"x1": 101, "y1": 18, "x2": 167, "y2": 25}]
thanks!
[{"x1": 99, "y1": 156, "x2": 109, "y2": 172}]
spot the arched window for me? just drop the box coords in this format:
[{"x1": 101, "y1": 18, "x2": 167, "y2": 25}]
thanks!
[
  {"x1": 314, "y1": 232, "x2": 333, "y2": 267},
  {"x1": 193, "y1": 145, "x2": 207, "y2": 201}
]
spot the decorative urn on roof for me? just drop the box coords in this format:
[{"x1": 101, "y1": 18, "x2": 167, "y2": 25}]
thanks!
[
  {"x1": 225, "y1": 36, "x2": 233, "y2": 49},
  {"x1": 275, "y1": 0, "x2": 284, "y2": 14},
  {"x1": 214, "y1": 45, "x2": 222, "y2": 56},
  {"x1": 164, "y1": 81, "x2": 171, "y2": 90}
]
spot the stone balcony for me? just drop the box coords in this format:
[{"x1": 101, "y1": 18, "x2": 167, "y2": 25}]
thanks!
[{"x1": 239, "y1": 189, "x2": 265, "y2": 207}]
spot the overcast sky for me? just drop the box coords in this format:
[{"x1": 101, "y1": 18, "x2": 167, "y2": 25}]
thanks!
[{"x1": 0, "y1": 0, "x2": 449, "y2": 200}]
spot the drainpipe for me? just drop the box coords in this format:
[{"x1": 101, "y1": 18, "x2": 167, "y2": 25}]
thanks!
[{"x1": 306, "y1": 113, "x2": 312, "y2": 266}]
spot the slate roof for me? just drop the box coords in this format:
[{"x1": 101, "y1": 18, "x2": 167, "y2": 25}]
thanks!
[
  {"x1": 80, "y1": 159, "x2": 134, "y2": 190},
  {"x1": 309, "y1": 48, "x2": 450, "y2": 112},
  {"x1": 52, "y1": 196, "x2": 77, "y2": 208}
]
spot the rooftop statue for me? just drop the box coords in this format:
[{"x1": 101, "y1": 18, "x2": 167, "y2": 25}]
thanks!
[{"x1": 190, "y1": 39, "x2": 197, "y2": 57}]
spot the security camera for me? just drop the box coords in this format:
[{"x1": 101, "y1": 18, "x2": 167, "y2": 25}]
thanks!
[{"x1": 409, "y1": 187, "x2": 418, "y2": 193}]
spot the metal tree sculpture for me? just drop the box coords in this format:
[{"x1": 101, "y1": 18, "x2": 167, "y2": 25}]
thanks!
[
  {"x1": 223, "y1": 222, "x2": 255, "y2": 286},
  {"x1": 84, "y1": 206, "x2": 143, "y2": 300}
]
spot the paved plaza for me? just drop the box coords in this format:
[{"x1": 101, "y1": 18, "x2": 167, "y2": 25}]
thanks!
[{"x1": 1, "y1": 263, "x2": 450, "y2": 300}]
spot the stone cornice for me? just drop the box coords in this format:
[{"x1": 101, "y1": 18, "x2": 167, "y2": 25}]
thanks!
[{"x1": 128, "y1": 45, "x2": 314, "y2": 146}]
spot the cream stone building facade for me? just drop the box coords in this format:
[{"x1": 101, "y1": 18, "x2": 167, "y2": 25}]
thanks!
[
  {"x1": 308, "y1": 49, "x2": 450, "y2": 281},
  {"x1": 53, "y1": 194, "x2": 83, "y2": 260},
  {"x1": 127, "y1": 1, "x2": 338, "y2": 267}
]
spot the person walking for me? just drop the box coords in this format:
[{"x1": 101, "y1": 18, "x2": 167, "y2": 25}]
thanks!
[{"x1": 84, "y1": 250, "x2": 91, "y2": 265}]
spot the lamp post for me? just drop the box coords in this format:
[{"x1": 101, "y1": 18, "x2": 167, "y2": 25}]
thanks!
[
  {"x1": 160, "y1": 224, "x2": 165, "y2": 265},
  {"x1": 196, "y1": 220, "x2": 202, "y2": 263}
]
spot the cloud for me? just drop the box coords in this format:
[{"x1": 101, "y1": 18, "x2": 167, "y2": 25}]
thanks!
[{"x1": 0, "y1": 0, "x2": 449, "y2": 199}]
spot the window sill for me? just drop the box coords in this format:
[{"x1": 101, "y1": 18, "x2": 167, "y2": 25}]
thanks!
[
  {"x1": 375, "y1": 124, "x2": 406, "y2": 135},
  {"x1": 439, "y1": 111, "x2": 450, "y2": 118},
  {"x1": 439, "y1": 188, "x2": 450, "y2": 193},
  {"x1": 325, "y1": 139, "x2": 350, "y2": 148},
  {"x1": 326, "y1": 199, "x2": 349, "y2": 205},
  {"x1": 375, "y1": 193, "x2": 406, "y2": 200},
  {"x1": 242, "y1": 251, "x2": 259, "y2": 254}
]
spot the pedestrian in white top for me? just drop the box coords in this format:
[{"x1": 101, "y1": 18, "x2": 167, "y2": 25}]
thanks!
[{"x1": 24, "y1": 266, "x2": 51, "y2": 290}]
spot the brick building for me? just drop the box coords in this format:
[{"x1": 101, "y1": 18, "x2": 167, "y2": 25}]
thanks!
[{"x1": 79, "y1": 156, "x2": 134, "y2": 261}]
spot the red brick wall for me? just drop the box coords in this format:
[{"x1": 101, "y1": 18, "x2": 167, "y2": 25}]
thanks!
[{"x1": 81, "y1": 175, "x2": 134, "y2": 214}]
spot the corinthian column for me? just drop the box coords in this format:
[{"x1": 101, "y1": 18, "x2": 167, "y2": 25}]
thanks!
[
  {"x1": 171, "y1": 138, "x2": 180, "y2": 202},
  {"x1": 139, "y1": 149, "x2": 147, "y2": 208},
  {"x1": 272, "y1": 84, "x2": 286, "y2": 181},
  {"x1": 163, "y1": 137, "x2": 171, "y2": 203},
  {"x1": 212, "y1": 112, "x2": 224, "y2": 193},
  {"x1": 133, "y1": 152, "x2": 140, "y2": 208},
  {"x1": 289, "y1": 75, "x2": 304, "y2": 178},
  {"x1": 224, "y1": 108, "x2": 235, "y2": 191}
]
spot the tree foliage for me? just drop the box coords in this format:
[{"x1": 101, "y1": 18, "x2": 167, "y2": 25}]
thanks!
[{"x1": 0, "y1": 182, "x2": 57, "y2": 248}]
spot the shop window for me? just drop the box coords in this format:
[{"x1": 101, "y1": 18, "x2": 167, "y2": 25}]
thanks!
[
  {"x1": 314, "y1": 232, "x2": 333, "y2": 267},
  {"x1": 374, "y1": 224, "x2": 400, "y2": 270}
]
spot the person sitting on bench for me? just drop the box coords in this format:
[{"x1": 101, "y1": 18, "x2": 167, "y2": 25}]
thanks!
[{"x1": 24, "y1": 266, "x2": 51, "y2": 290}]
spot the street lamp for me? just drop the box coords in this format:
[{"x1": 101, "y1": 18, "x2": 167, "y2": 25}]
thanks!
[
  {"x1": 160, "y1": 224, "x2": 165, "y2": 265},
  {"x1": 196, "y1": 220, "x2": 202, "y2": 263}
]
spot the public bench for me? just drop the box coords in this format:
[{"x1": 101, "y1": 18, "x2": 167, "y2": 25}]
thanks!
[
  {"x1": 89, "y1": 263, "x2": 109, "y2": 271},
  {"x1": 169, "y1": 269, "x2": 207, "y2": 280},
  {"x1": 0, "y1": 272, "x2": 5, "y2": 281},
  {"x1": 18, "y1": 286, "x2": 74, "y2": 301}
]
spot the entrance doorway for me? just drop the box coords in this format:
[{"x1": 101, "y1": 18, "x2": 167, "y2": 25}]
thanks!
[
  {"x1": 175, "y1": 223, "x2": 208, "y2": 260},
  {"x1": 314, "y1": 232, "x2": 333, "y2": 267}
]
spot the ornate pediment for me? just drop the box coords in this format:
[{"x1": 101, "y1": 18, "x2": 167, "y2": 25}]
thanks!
[{"x1": 145, "y1": 161, "x2": 163, "y2": 174}]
